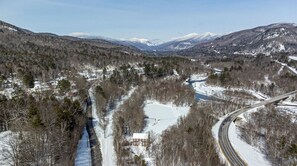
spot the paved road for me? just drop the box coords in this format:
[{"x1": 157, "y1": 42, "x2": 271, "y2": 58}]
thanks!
[{"x1": 218, "y1": 90, "x2": 297, "y2": 166}]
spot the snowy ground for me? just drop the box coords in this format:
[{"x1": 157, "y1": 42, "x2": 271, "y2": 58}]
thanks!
[
  {"x1": 131, "y1": 100, "x2": 190, "y2": 165},
  {"x1": 213, "y1": 99, "x2": 297, "y2": 166},
  {"x1": 143, "y1": 100, "x2": 190, "y2": 135},
  {"x1": 277, "y1": 104, "x2": 297, "y2": 122},
  {"x1": 75, "y1": 127, "x2": 91, "y2": 166},
  {"x1": 0, "y1": 75, "x2": 67, "y2": 99},
  {"x1": 189, "y1": 74, "x2": 225, "y2": 97},
  {"x1": 212, "y1": 107, "x2": 271, "y2": 166},
  {"x1": 0, "y1": 131, "x2": 14, "y2": 166},
  {"x1": 190, "y1": 73, "x2": 272, "y2": 165},
  {"x1": 289, "y1": 56, "x2": 297, "y2": 61},
  {"x1": 211, "y1": 115, "x2": 229, "y2": 164},
  {"x1": 189, "y1": 73, "x2": 269, "y2": 101},
  {"x1": 0, "y1": 88, "x2": 15, "y2": 99},
  {"x1": 228, "y1": 122, "x2": 270, "y2": 166},
  {"x1": 78, "y1": 65, "x2": 115, "y2": 81},
  {"x1": 277, "y1": 65, "x2": 284, "y2": 75},
  {"x1": 89, "y1": 87, "x2": 136, "y2": 166}
]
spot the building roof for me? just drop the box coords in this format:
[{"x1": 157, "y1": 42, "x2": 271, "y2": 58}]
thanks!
[{"x1": 132, "y1": 133, "x2": 148, "y2": 139}]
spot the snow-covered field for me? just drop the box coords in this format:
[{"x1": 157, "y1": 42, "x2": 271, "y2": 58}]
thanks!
[
  {"x1": 89, "y1": 87, "x2": 136, "y2": 166},
  {"x1": 143, "y1": 100, "x2": 190, "y2": 135},
  {"x1": 131, "y1": 100, "x2": 190, "y2": 165},
  {"x1": 75, "y1": 127, "x2": 91, "y2": 166}
]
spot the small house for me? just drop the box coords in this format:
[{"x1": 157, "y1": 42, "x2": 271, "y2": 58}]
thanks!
[{"x1": 132, "y1": 133, "x2": 149, "y2": 147}]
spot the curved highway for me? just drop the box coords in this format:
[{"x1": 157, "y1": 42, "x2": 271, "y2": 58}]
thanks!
[{"x1": 218, "y1": 90, "x2": 297, "y2": 166}]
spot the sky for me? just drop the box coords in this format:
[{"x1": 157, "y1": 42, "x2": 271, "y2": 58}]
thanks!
[{"x1": 0, "y1": 0, "x2": 297, "y2": 41}]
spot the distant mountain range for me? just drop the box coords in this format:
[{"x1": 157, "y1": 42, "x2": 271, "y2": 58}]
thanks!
[
  {"x1": 1, "y1": 19, "x2": 297, "y2": 57},
  {"x1": 70, "y1": 32, "x2": 219, "y2": 52},
  {"x1": 0, "y1": 20, "x2": 139, "y2": 59},
  {"x1": 179, "y1": 23, "x2": 297, "y2": 57}
]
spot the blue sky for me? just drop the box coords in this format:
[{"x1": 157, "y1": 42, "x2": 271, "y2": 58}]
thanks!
[{"x1": 0, "y1": 0, "x2": 296, "y2": 41}]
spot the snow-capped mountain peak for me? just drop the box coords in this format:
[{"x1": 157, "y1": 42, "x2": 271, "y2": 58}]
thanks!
[
  {"x1": 116, "y1": 32, "x2": 219, "y2": 51},
  {"x1": 179, "y1": 23, "x2": 297, "y2": 56},
  {"x1": 170, "y1": 32, "x2": 217, "y2": 42},
  {"x1": 124, "y1": 38, "x2": 156, "y2": 46},
  {"x1": 67, "y1": 31, "x2": 218, "y2": 51},
  {"x1": 68, "y1": 32, "x2": 91, "y2": 38}
]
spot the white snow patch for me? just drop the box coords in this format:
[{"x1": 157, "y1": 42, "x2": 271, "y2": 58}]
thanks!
[
  {"x1": 264, "y1": 75, "x2": 272, "y2": 85},
  {"x1": 0, "y1": 25, "x2": 17, "y2": 32},
  {"x1": 0, "y1": 131, "x2": 14, "y2": 166},
  {"x1": 214, "y1": 50, "x2": 220, "y2": 54},
  {"x1": 279, "y1": 43, "x2": 285, "y2": 51},
  {"x1": 0, "y1": 88, "x2": 15, "y2": 99},
  {"x1": 275, "y1": 60, "x2": 297, "y2": 75},
  {"x1": 277, "y1": 66, "x2": 284, "y2": 75},
  {"x1": 277, "y1": 105, "x2": 297, "y2": 122},
  {"x1": 289, "y1": 56, "x2": 297, "y2": 61},
  {"x1": 246, "y1": 90, "x2": 268, "y2": 100},
  {"x1": 189, "y1": 74, "x2": 225, "y2": 96}
]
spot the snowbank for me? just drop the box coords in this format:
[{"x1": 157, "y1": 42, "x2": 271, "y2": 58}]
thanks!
[
  {"x1": 228, "y1": 122, "x2": 270, "y2": 166},
  {"x1": 212, "y1": 107, "x2": 271, "y2": 166},
  {"x1": 212, "y1": 115, "x2": 229, "y2": 165}
]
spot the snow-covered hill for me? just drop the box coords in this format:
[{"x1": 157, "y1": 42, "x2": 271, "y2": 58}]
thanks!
[
  {"x1": 155, "y1": 32, "x2": 218, "y2": 51},
  {"x1": 179, "y1": 23, "x2": 297, "y2": 56}
]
